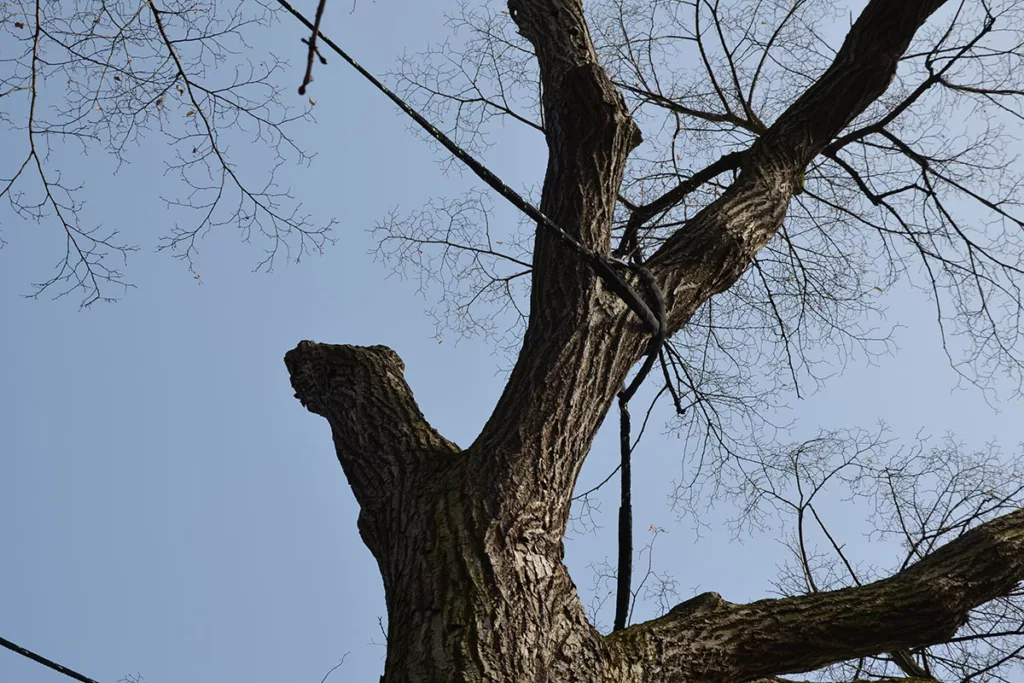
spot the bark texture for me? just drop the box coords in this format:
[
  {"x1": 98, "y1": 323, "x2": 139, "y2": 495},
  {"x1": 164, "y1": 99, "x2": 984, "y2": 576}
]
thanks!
[{"x1": 284, "y1": 1, "x2": 1024, "y2": 681}]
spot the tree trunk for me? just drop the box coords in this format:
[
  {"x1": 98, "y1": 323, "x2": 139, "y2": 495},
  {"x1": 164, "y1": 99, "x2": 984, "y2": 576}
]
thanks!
[
  {"x1": 284, "y1": 1, "x2": 1024, "y2": 681},
  {"x1": 286, "y1": 342, "x2": 615, "y2": 682}
]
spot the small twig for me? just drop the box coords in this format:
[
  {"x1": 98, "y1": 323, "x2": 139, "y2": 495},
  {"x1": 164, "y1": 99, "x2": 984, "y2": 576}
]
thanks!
[
  {"x1": 658, "y1": 347, "x2": 687, "y2": 417},
  {"x1": 298, "y1": 0, "x2": 329, "y2": 95},
  {"x1": 301, "y1": 37, "x2": 329, "y2": 66},
  {"x1": 318, "y1": 653, "x2": 349, "y2": 683}
]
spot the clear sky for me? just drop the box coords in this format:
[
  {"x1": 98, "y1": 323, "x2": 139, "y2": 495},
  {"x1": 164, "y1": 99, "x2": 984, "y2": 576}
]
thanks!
[{"x1": 1, "y1": 2, "x2": 1021, "y2": 683}]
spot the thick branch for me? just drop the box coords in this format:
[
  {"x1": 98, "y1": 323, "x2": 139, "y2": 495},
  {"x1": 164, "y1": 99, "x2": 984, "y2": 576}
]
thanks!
[
  {"x1": 616, "y1": 151, "x2": 747, "y2": 259},
  {"x1": 284, "y1": 341, "x2": 459, "y2": 511},
  {"x1": 648, "y1": 0, "x2": 950, "y2": 332},
  {"x1": 470, "y1": 0, "x2": 644, "y2": 518},
  {"x1": 608, "y1": 508, "x2": 1024, "y2": 683}
]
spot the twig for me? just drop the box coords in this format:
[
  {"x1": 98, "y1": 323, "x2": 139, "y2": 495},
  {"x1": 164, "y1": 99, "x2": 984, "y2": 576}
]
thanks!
[{"x1": 298, "y1": 0, "x2": 329, "y2": 95}]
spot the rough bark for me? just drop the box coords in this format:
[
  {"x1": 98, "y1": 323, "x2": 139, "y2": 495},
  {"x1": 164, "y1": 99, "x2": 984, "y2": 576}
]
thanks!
[
  {"x1": 607, "y1": 508, "x2": 1024, "y2": 682},
  {"x1": 284, "y1": 1, "x2": 1024, "y2": 681}
]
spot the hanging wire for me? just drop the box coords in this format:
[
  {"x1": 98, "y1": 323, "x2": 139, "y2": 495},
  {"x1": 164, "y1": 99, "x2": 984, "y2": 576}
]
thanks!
[{"x1": 0, "y1": 635, "x2": 102, "y2": 683}]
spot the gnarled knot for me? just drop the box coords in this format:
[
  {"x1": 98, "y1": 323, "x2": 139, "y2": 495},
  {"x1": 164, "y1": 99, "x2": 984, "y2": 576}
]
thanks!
[
  {"x1": 668, "y1": 591, "x2": 728, "y2": 622},
  {"x1": 284, "y1": 340, "x2": 459, "y2": 458},
  {"x1": 284, "y1": 340, "x2": 407, "y2": 419}
]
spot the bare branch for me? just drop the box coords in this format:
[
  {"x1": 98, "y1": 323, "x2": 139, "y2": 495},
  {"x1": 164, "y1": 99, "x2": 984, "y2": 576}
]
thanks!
[{"x1": 610, "y1": 507, "x2": 1024, "y2": 683}]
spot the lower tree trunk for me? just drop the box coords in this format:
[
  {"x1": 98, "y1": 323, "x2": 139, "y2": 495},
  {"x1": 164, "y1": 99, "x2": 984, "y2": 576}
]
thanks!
[
  {"x1": 374, "y1": 470, "x2": 609, "y2": 682},
  {"x1": 284, "y1": 342, "x2": 631, "y2": 682},
  {"x1": 285, "y1": 341, "x2": 1024, "y2": 683},
  {"x1": 283, "y1": 344, "x2": 611, "y2": 681}
]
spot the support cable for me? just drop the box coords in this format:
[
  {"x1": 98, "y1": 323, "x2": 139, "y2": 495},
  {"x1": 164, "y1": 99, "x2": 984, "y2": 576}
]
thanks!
[
  {"x1": 0, "y1": 635, "x2": 101, "y2": 683},
  {"x1": 613, "y1": 263, "x2": 666, "y2": 631}
]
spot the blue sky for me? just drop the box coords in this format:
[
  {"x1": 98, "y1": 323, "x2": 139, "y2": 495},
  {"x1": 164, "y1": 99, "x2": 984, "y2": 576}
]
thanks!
[{"x1": 1, "y1": 2, "x2": 1022, "y2": 682}]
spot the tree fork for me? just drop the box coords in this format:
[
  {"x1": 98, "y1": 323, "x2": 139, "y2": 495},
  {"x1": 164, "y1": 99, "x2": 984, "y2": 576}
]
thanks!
[{"x1": 284, "y1": 341, "x2": 1024, "y2": 683}]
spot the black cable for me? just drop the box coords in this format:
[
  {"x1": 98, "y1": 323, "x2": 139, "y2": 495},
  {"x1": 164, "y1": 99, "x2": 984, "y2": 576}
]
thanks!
[
  {"x1": 0, "y1": 635, "x2": 101, "y2": 683},
  {"x1": 613, "y1": 264, "x2": 666, "y2": 632},
  {"x1": 613, "y1": 395, "x2": 634, "y2": 632}
]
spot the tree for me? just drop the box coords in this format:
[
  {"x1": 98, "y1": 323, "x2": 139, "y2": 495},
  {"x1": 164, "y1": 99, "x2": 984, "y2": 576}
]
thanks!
[{"x1": 3, "y1": 1, "x2": 1024, "y2": 682}]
